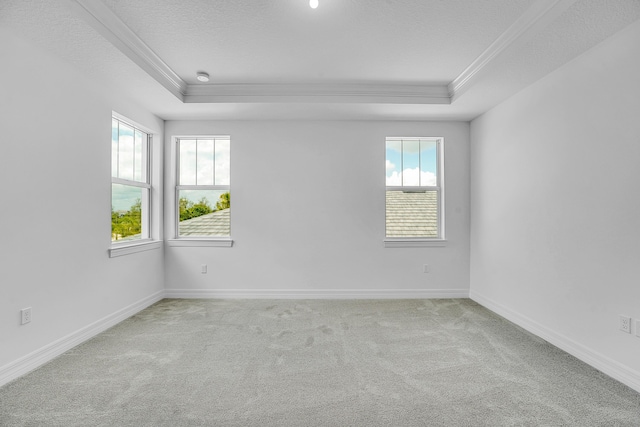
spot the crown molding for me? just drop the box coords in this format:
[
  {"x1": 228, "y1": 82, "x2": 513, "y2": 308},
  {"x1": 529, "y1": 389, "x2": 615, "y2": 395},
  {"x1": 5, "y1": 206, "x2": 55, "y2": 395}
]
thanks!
[
  {"x1": 72, "y1": 0, "x2": 576, "y2": 107},
  {"x1": 184, "y1": 83, "x2": 451, "y2": 104},
  {"x1": 70, "y1": 0, "x2": 449, "y2": 105},
  {"x1": 448, "y1": 0, "x2": 579, "y2": 101},
  {"x1": 71, "y1": 0, "x2": 187, "y2": 100}
]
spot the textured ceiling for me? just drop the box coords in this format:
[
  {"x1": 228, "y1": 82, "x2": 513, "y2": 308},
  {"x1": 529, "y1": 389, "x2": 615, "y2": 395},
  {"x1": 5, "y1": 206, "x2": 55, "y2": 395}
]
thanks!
[
  {"x1": 102, "y1": 0, "x2": 534, "y2": 85},
  {"x1": 2, "y1": 0, "x2": 640, "y2": 120}
]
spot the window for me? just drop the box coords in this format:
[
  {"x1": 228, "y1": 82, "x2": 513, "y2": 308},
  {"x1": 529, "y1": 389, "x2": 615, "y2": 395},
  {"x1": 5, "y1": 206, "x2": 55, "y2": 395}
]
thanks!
[
  {"x1": 385, "y1": 137, "x2": 443, "y2": 241},
  {"x1": 176, "y1": 137, "x2": 230, "y2": 238},
  {"x1": 111, "y1": 117, "x2": 151, "y2": 242}
]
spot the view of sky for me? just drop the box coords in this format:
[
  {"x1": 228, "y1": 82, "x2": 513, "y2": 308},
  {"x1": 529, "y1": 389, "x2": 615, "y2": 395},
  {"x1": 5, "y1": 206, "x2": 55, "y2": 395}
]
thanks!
[
  {"x1": 178, "y1": 138, "x2": 231, "y2": 211},
  {"x1": 112, "y1": 184, "x2": 143, "y2": 212},
  {"x1": 111, "y1": 119, "x2": 148, "y2": 211},
  {"x1": 179, "y1": 138, "x2": 230, "y2": 186},
  {"x1": 111, "y1": 136, "x2": 232, "y2": 212},
  {"x1": 386, "y1": 138, "x2": 438, "y2": 187},
  {"x1": 111, "y1": 119, "x2": 146, "y2": 182},
  {"x1": 114, "y1": 136, "x2": 439, "y2": 211}
]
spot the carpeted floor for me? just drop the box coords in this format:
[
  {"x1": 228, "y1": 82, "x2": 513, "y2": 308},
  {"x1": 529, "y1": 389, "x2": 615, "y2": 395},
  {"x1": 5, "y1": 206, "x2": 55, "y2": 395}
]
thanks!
[{"x1": 1, "y1": 298, "x2": 639, "y2": 426}]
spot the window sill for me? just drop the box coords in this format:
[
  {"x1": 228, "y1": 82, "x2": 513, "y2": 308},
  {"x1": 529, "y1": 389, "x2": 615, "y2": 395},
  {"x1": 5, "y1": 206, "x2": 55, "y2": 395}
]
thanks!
[
  {"x1": 109, "y1": 240, "x2": 162, "y2": 258},
  {"x1": 384, "y1": 239, "x2": 447, "y2": 248},
  {"x1": 166, "y1": 238, "x2": 233, "y2": 248}
]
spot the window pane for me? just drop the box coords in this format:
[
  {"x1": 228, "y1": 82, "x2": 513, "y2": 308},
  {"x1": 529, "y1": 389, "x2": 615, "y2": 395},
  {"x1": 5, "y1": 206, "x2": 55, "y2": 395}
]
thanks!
[
  {"x1": 141, "y1": 134, "x2": 148, "y2": 183},
  {"x1": 385, "y1": 190, "x2": 438, "y2": 237},
  {"x1": 402, "y1": 140, "x2": 420, "y2": 186},
  {"x1": 178, "y1": 189, "x2": 230, "y2": 237},
  {"x1": 111, "y1": 119, "x2": 118, "y2": 177},
  {"x1": 179, "y1": 139, "x2": 197, "y2": 185},
  {"x1": 215, "y1": 138, "x2": 231, "y2": 185},
  {"x1": 419, "y1": 140, "x2": 438, "y2": 186},
  {"x1": 386, "y1": 139, "x2": 402, "y2": 186},
  {"x1": 112, "y1": 184, "x2": 144, "y2": 242},
  {"x1": 196, "y1": 139, "x2": 214, "y2": 185},
  {"x1": 134, "y1": 130, "x2": 143, "y2": 182},
  {"x1": 117, "y1": 122, "x2": 135, "y2": 181}
]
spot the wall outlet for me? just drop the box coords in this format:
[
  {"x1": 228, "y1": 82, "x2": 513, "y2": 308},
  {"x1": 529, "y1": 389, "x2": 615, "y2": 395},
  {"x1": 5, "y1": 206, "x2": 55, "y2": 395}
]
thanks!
[
  {"x1": 201, "y1": 264, "x2": 207, "y2": 274},
  {"x1": 619, "y1": 315, "x2": 631, "y2": 333},
  {"x1": 423, "y1": 264, "x2": 430, "y2": 273},
  {"x1": 21, "y1": 307, "x2": 31, "y2": 325}
]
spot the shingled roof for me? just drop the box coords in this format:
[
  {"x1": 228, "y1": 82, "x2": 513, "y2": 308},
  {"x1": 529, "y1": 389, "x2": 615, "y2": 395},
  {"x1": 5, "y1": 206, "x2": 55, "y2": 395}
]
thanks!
[
  {"x1": 386, "y1": 190, "x2": 438, "y2": 237},
  {"x1": 179, "y1": 208, "x2": 231, "y2": 236}
]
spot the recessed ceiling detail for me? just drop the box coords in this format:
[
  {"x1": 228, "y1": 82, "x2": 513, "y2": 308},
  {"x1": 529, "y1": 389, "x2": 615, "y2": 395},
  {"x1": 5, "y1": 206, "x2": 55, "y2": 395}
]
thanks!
[
  {"x1": 184, "y1": 83, "x2": 451, "y2": 105},
  {"x1": 71, "y1": 0, "x2": 577, "y2": 105},
  {"x1": 71, "y1": 0, "x2": 186, "y2": 99},
  {"x1": 449, "y1": 0, "x2": 579, "y2": 101},
  {"x1": 13, "y1": 0, "x2": 629, "y2": 119}
]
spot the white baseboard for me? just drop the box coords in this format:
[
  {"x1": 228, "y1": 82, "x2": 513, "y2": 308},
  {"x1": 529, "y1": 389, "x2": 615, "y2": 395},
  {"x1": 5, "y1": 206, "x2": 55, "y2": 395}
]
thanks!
[
  {"x1": 0, "y1": 290, "x2": 164, "y2": 388},
  {"x1": 165, "y1": 288, "x2": 469, "y2": 299},
  {"x1": 470, "y1": 290, "x2": 640, "y2": 394}
]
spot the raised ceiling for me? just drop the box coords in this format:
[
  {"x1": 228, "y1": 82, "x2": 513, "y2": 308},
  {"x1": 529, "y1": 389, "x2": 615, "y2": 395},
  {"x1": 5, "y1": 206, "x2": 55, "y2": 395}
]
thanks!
[
  {"x1": 101, "y1": 0, "x2": 533, "y2": 85},
  {"x1": 2, "y1": 0, "x2": 640, "y2": 120}
]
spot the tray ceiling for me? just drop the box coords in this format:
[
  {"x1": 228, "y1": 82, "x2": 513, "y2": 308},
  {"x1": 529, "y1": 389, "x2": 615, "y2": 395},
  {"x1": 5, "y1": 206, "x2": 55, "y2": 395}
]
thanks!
[{"x1": 2, "y1": 0, "x2": 639, "y2": 120}]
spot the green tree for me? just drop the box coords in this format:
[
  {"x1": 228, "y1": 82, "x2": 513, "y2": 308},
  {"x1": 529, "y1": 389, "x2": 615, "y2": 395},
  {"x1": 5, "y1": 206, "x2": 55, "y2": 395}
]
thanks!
[
  {"x1": 111, "y1": 199, "x2": 142, "y2": 240},
  {"x1": 216, "y1": 192, "x2": 230, "y2": 211},
  {"x1": 190, "y1": 198, "x2": 213, "y2": 217},
  {"x1": 179, "y1": 197, "x2": 213, "y2": 221}
]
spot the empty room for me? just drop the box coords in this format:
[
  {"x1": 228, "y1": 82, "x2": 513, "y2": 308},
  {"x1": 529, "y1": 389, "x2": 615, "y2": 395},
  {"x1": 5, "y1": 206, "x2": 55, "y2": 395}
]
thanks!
[{"x1": 1, "y1": 0, "x2": 639, "y2": 425}]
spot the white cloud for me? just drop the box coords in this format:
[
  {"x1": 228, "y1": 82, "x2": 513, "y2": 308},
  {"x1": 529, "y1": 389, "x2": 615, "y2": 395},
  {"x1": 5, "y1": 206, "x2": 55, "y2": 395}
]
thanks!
[
  {"x1": 386, "y1": 167, "x2": 436, "y2": 186},
  {"x1": 385, "y1": 159, "x2": 396, "y2": 173},
  {"x1": 214, "y1": 139, "x2": 230, "y2": 185}
]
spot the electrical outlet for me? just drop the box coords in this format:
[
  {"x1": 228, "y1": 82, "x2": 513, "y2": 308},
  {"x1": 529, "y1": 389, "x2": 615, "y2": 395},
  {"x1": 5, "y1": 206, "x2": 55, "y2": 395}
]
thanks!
[
  {"x1": 21, "y1": 307, "x2": 31, "y2": 325},
  {"x1": 201, "y1": 264, "x2": 207, "y2": 274},
  {"x1": 619, "y1": 315, "x2": 631, "y2": 333},
  {"x1": 423, "y1": 264, "x2": 430, "y2": 273}
]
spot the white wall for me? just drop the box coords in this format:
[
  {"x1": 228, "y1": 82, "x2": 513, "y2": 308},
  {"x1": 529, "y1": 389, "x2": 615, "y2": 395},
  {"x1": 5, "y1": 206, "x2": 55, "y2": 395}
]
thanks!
[
  {"x1": 470, "y1": 20, "x2": 640, "y2": 391},
  {"x1": 0, "y1": 30, "x2": 165, "y2": 378},
  {"x1": 164, "y1": 120, "x2": 470, "y2": 297}
]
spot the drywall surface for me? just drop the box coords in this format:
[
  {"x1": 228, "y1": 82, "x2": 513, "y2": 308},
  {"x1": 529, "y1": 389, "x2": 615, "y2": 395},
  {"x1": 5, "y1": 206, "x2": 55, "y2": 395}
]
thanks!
[
  {"x1": 470, "y1": 20, "x2": 640, "y2": 389},
  {"x1": 0, "y1": 30, "x2": 164, "y2": 372},
  {"x1": 164, "y1": 120, "x2": 470, "y2": 296}
]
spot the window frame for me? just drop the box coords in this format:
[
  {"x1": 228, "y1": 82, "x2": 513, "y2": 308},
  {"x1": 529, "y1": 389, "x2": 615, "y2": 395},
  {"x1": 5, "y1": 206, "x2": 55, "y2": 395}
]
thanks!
[
  {"x1": 109, "y1": 113, "x2": 160, "y2": 257},
  {"x1": 171, "y1": 136, "x2": 232, "y2": 246},
  {"x1": 384, "y1": 137, "x2": 446, "y2": 248}
]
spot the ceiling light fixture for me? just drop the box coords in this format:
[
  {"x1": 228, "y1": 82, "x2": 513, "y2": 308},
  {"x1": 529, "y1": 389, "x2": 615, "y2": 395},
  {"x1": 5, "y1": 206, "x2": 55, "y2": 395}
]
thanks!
[
  {"x1": 309, "y1": 0, "x2": 318, "y2": 9},
  {"x1": 196, "y1": 71, "x2": 210, "y2": 82}
]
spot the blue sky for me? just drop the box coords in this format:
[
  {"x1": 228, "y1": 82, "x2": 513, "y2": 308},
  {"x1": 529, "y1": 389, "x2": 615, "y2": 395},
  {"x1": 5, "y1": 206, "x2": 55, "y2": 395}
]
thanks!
[
  {"x1": 179, "y1": 138, "x2": 230, "y2": 186},
  {"x1": 386, "y1": 139, "x2": 438, "y2": 186},
  {"x1": 111, "y1": 118, "x2": 147, "y2": 211},
  {"x1": 111, "y1": 184, "x2": 141, "y2": 211}
]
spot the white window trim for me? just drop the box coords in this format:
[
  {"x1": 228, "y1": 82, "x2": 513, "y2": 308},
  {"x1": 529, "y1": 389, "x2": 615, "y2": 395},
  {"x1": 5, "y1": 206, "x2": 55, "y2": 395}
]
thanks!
[
  {"x1": 110, "y1": 113, "x2": 159, "y2": 255},
  {"x1": 173, "y1": 136, "x2": 233, "y2": 244},
  {"x1": 383, "y1": 239, "x2": 448, "y2": 248},
  {"x1": 109, "y1": 240, "x2": 162, "y2": 257},
  {"x1": 166, "y1": 238, "x2": 233, "y2": 248},
  {"x1": 384, "y1": 137, "x2": 445, "y2": 247}
]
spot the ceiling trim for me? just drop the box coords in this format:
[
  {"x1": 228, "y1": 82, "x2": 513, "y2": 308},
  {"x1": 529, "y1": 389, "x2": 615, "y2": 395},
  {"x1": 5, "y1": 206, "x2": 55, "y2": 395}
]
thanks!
[
  {"x1": 72, "y1": 0, "x2": 579, "y2": 107},
  {"x1": 70, "y1": 0, "x2": 450, "y2": 105},
  {"x1": 71, "y1": 0, "x2": 187, "y2": 100},
  {"x1": 184, "y1": 83, "x2": 451, "y2": 104},
  {"x1": 448, "y1": 0, "x2": 579, "y2": 101}
]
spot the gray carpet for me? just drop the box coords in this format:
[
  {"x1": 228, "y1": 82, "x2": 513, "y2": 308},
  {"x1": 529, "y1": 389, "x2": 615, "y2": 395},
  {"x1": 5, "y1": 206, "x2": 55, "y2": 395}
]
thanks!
[{"x1": 1, "y1": 298, "x2": 639, "y2": 426}]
